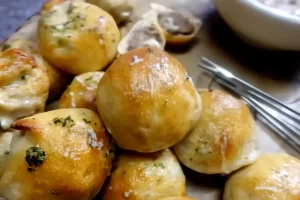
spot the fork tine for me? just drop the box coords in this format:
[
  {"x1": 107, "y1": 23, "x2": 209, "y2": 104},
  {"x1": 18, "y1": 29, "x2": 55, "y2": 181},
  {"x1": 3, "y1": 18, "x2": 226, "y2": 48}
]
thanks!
[
  {"x1": 198, "y1": 61, "x2": 218, "y2": 74},
  {"x1": 248, "y1": 92, "x2": 300, "y2": 126},
  {"x1": 199, "y1": 58, "x2": 300, "y2": 117},
  {"x1": 247, "y1": 96, "x2": 300, "y2": 141},
  {"x1": 247, "y1": 90, "x2": 300, "y2": 121},
  {"x1": 244, "y1": 96, "x2": 300, "y2": 154},
  {"x1": 214, "y1": 77, "x2": 300, "y2": 153},
  {"x1": 242, "y1": 97, "x2": 300, "y2": 154}
]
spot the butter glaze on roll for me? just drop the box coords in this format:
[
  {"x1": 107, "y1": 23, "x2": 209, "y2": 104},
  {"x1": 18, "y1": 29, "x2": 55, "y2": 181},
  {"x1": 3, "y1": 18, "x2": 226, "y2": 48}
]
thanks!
[
  {"x1": 38, "y1": 1, "x2": 120, "y2": 74},
  {"x1": 4, "y1": 39, "x2": 69, "y2": 101},
  {"x1": 0, "y1": 48, "x2": 50, "y2": 130},
  {"x1": 59, "y1": 71, "x2": 104, "y2": 112},
  {"x1": 173, "y1": 89, "x2": 259, "y2": 174},
  {"x1": 102, "y1": 149, "x2": 186, "y2": 200},
  {"x1": 224, "y1": 153, "x2": 300, "y2": 200},
  {"x1": 0, "y1": 108, "x2": 114, "y2": 200},
  {"x1": 97, "y1": 47, "x2": 202, "y2": 152}
]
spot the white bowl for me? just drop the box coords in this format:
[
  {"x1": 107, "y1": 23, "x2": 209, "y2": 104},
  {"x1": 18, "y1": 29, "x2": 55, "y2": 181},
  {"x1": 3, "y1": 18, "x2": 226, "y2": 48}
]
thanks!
[{"x1": 214, "y1": 0, "x2": 300, "y2": 50}]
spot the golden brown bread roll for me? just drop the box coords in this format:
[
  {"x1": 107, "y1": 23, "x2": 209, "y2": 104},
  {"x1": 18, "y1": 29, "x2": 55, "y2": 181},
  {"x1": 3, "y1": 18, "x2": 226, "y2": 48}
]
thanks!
[
  {"x1": 102, "y1": 149, "x2": 186, "y2": 200},
  {"x1": 173, "y1": 89, "x2": 259, "y2": 174},
  {"x1": 97, "y1": 47, "x2": 202, "y2": 152},
  {"x1": 224, "y1": 153, "x2": 300, "y2": 200},
  {"x1": 38, "y1": 1, "x2": 120, "y2": 74},
  {"x1": 0, "y1": 48, "x2": 50, "y2": 130},
  {"x1": 0, "y1": 108, "x2": 114, "y2": 200},
  {"x1": 59, "y1": 71, "x2": 104, "y2": 112},
  {"x1": 158, "y1": 197, "x2": 195, "y2": 200},
  {"x1": 86, "y1": 0, "x2": 133, "y2": 25},
  {"x1": 3, "y1": 39, "x2": 70, "y2": 101},
  {"x1": 148, "y1": 3, "x2": 202, "y2": 45}
]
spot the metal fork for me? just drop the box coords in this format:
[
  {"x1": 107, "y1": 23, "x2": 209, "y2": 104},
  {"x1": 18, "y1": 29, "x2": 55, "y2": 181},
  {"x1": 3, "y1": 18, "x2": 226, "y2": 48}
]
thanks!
[{"x1": 198, "y1": 58, "x2": 300, "y2": 154}]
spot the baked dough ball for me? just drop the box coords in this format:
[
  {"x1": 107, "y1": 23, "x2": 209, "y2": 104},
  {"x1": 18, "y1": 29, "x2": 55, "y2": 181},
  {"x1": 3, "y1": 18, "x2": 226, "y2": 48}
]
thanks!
[
  {"x1": 3, "y1": 39, "x2": 70, "y2": 101},
  {"x1": 0, "y1": 108, "x2": 114, "y2": 200},
  {"x1": 59, "y1": 71, "x2": 104, "y2": 112},
  {"x1": 158, "y1": 197, "x2": 195, "y2": 200},
  {"x1": 0, "y1": 48, "x2": 50, "y2": 130},
  {"x1": 38, "y1": 1, "x2": 120, "y2": 74},
  {"x1": 224, "y1": 153, "x2": 300, "y2": 200},
  {"x1": 86, "y1": 0, "x2": 133, "y2": 25},
  {"x1": 173, "y1": 89, "x2": 258, "y2": 174},
  {"x1": 0, "y1": 131, "x2": 14, "y2": 178},
  {"x1": 148, "y1": 3, "x2": 202, "y2": 45},
  {"x1": 97, "y1": 47, "x2": 202, "y2": 152},
  {"x1": 118, "y1": 11, "x2": 166, "y2": 54},
  {"x1": 102, "y1": 149, "x2": 186, "y2": 200}
]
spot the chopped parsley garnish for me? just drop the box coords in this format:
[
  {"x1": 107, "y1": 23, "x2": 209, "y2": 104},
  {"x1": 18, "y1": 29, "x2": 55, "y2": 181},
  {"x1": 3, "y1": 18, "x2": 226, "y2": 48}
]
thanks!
[
  {"x1": 67, "y1": 3, "x2": 75, "y2": 14},
  {"x1": 21, "y1": 75, "x2": 26, "y2": 80},
  {"x1": 53, "y1": 116, "x2": 75, "y2": 127},
  {"x1": 2, "y1": 44, "x2": 11, "y2": 51},
  {"x1": 154, "y1": 161, "x2": 165, "y2": 168},
  {"x1": 83, "y1": 118, "x2": 91, "y2": 123},
  {"x1": 25, "y1": 146, "x2": 47, "y2": 172},
  {"x1": 4, "y1": 150, "x2": 9, "y2": 155},
  {"x1": 147, "y1": 47, "x2": 153, "y2": 53},
  {"x1": 85, "y1": 76, "x2": 93, "y2": 81}
]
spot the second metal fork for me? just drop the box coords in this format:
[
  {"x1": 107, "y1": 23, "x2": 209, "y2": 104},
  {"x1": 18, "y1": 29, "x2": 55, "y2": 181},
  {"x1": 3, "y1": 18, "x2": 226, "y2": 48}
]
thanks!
[{"x1": 198, "y1": 58, "x2": 300, "y2": 154}]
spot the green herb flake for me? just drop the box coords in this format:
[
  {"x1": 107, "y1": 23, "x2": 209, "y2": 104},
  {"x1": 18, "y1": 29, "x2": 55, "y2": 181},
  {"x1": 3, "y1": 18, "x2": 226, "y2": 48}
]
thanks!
[
  {"x1": 53, "y1": 116, "x2": 75, "y2": 127},
  {"x1": 2, "y1": 44, "x2": 11, "y2": 51},
  {"x1": 85, "y1": 76, "x2": 93, "y2": 81},
  {"x1": 21, "y1": 75, "x2": 26, "y2": 80},
  {"x1": 25, "y1": 146, "x2": 47, "y2": 172},
  {"x1": 147, "y1": 47, "x2": 153, "y2": 53},
  {"x1": 67, "y1": 3, "x2": 75, "y2": 14},
  {"x1": 4, "y1": 150, "x2": 9, "y2": 155},
  {"x1": 154, "y1": 161, "x2": 165, "y2": 168},
  {"x1": 195, "y1": 146, "x2": 199, "y2": 152},
  {"x1": 83, "y1": 118, "x2": 91, "y2": 123}
]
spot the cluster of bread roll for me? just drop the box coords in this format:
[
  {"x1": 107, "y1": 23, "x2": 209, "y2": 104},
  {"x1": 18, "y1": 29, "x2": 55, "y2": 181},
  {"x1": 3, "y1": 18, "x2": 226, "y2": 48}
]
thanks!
[{"x1": 0, "y1": 1, "x2": 299, "y2": 200}]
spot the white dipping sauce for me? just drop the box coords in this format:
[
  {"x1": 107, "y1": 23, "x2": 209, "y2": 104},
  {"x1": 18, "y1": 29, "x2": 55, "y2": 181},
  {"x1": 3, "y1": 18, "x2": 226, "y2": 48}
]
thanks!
[{"x1": 258, "y1": 0, "x2": 300, "y2": 16}]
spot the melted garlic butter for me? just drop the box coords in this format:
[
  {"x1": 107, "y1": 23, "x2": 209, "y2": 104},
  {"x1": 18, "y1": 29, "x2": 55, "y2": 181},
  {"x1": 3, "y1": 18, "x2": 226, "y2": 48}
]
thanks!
[
  {"x1": 0, "y1": 51, "x2": 48, "y2": 130},
  {"x1": 258, "y1": 0, "x2": 300, "y2": 16}
]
